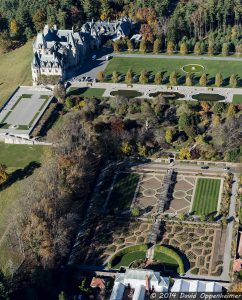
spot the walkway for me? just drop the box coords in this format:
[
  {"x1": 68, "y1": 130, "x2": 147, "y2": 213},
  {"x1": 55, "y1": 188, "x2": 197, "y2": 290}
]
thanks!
[
  {"x1": 70, "y1": 81, "x2": 242, "y2": 103},
  {"x1": 114, "y1": 53, "x2": 242, "y2": 62}
]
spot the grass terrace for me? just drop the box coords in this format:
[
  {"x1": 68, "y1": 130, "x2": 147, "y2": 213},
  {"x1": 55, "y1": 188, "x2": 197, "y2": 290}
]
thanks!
[
  {"x1": 192, "y1": 178, "x2": 221, "y2": 215},
  {"x1": 232, "y1": 94, "x2": 242, "y2": 104},
  {"x1": 0, "y1": 42, "x2": 32, "y2": 107},
  {"x1": 107, "y1": 172, "x2": 140, "y2": 213},
  {"x1": 68, "y1": 87, "x2": 105, "y2": 98},
  {"x1": 105, "y1": 57, "x2": 242, "y2": 86}
]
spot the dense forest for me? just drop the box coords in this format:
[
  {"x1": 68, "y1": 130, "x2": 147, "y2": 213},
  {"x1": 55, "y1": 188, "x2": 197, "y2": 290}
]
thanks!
[{"x1": 1, "y1": 0, "x2": 242, "y2": 53}]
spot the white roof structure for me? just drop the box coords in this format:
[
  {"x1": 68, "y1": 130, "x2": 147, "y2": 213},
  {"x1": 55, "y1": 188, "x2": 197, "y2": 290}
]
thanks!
[
  {"x1": 171, "y1": 279, "x2": 223, "y2": 293},
  {"x1": 110, "y1": 269, "x2": 169, "y2": 300}
]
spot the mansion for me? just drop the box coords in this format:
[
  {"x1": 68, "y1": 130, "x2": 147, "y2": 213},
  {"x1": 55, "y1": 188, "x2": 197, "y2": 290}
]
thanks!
[{"x1": 31, "y1": 18, "x2": 132, "y2": 85}]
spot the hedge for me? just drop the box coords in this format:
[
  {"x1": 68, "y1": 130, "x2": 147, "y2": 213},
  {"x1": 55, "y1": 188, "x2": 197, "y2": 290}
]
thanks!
[
  {"x1": 108, "y1": 244, "x2": 148, "y2": 269},
  {"x1": 154, "y1": 245, "x2": 185, "y2": 275}
]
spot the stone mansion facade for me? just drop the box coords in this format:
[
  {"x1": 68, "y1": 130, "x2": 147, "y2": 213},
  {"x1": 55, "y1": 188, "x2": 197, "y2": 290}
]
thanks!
[{"x1": 32, "y1": 17, "x2": 132, "y2": 85}]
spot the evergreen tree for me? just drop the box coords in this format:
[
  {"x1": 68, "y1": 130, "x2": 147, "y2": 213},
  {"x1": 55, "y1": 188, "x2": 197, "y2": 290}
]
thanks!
[
  {"x1": 127, "y1": 39, "x2": 134, "y2": 52},
  {"x1": 97, "y1": 70, "x2": 104, "y2": 82},
  {"x1": 227, "y1": 104, "x2": 236, "y2": 118},
  {"x1": 113, "y1": 41, "x2": 120, "y2": 52},
  {"x1": 185, "y1": 73, "x2": 193, "y2": 86},
  {"x1": 139, "y1": 70, "x2": 148, "y2": 84},
  {"x1": 194, "y1": 42, "x2": 201, "y2": 55},
  {"x1": 139, "y1": 39, "x2": 147, "y2": 53},
  {"x1": 154, "y1": 72, "x2": 162, "y2": 85},
  {"x1": 167, "y1": 41, "x2": 174, "y2": 55},
  {"x1": 215, "y1": 73, "x2": 223, "y2": 87},
  {"x1": 180, "y1": 41, "x2": 188, "y2": 55},
  {"x1": 208, "y1": 42, "x2": 214, "y2": 56},
  {"x1": 199, "y1": 73, "x2": 207, "y2": 86},
  {"x1": 222, "y1": 43, "x2": 229, "y2": 56},
  {"x1": 125, "y1": 68, "x2": 133, "y2": 84},
  {"x1": 112, "y1": 71, "x2": 119, "y2": 83},
  {"x1": 153, "y1": 38, "x2": 161, "y2": 54},
  {"x1": 229, "y1": 74, "x2": 238, "y2": 88},
  {"x1": 169, "y1": 71, "x2": 178, "y2": 85}
]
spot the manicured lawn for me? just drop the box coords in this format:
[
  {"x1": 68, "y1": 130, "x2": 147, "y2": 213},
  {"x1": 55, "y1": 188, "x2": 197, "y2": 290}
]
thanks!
[
  {"x1": 232, "y1": 94, "x2": 242, "y2": 104},
  {"x1": 0, "y1": 142, "x2": 44, "y2": 170},
  {"x1": 105, "y1": 57, "x2": 242, "y2": 85},
  {"x1": 68, "y1": 87, "x2": 105, "y2": 98},
  {"x1": 0, "y1": 42, "x2": 32, "y2": 107},
  {"x1": 192, "y1": 178, "x2": 221, "y2": 215},
  {"x1": 108, "y1": 172, "x2": 140, "y2": 212},
  {"x1": 154, "y1": 252, "x2": 179, "y2": 266},
  {"x1": 112, "y1": 251, "x2": 146, "y2": 269}
]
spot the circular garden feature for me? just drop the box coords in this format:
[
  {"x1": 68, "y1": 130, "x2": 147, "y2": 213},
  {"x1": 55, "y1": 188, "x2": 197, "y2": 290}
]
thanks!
[
  {"x1": 182, "y1": 64, "x2": 205, "y2": 73},
  {"x1": 110, "y1": 90, "x2": 143, "y2": 98},
  {"x1": 108, "y1": 244, "x2": 185, "y2": 275},
  {"x1": 149, "y1": 91, "x2": 185, "y2": 100}
]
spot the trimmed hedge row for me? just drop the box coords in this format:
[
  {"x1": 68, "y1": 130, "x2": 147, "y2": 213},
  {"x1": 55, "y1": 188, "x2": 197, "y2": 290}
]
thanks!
[
  {"x1": 108, "y1": 244, "x2": 148, "y2": 269},
  {"x1": 154, "y1": 245, "x2": 185, "y2": 275}
]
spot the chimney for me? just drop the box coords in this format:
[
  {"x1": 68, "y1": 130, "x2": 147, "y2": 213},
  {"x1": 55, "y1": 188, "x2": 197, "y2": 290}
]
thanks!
[{"x1": 145, "y1": 273, "x2": 150, "y2": 293}]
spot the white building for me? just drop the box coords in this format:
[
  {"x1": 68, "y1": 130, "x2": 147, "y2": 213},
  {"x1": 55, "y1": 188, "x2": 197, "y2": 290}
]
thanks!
[
  {"x1": 171, "y1": 279, "x2": 223, "y2": 293},
  {"x1": 110, "y1": 269, "x2": 169, "y2": 300}
]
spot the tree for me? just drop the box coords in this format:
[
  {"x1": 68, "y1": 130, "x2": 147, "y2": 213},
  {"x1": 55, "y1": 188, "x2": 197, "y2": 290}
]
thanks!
[
  {"x1": 139, "y1": 70, "x2": 148, "y2": 84},
  {"x1": 199, "y1": 73, "x2": 207, "y2": 86},
  {"x1": 229, "y1": 74, "x2": 238, "y2": 88},
  {"x1": 165, "y1": 128, "x2": 173, "y2": 143},
  {"x1": 185, "y1": 73, "x2": 193, "y2": 86},
  {"x1": 58, "y1": 291, "x2": 67, "y2": 300},
  {"x1": 33, "y1": 9, "x2": 46, "y2": 32},
  {"x1": 112, "y1": 71, "x2": 119, "y2": 83},
  {"x1": 222, "y1": 43, "x2": 229, "y2": 56},
  {"x1": 215, "y1": 73, "x2": 223, "y2": 87},
  {"x1": 97, "y1": 70, "x2": 104, "y2": 82},
  {"x1": 127, "y1": 39, "x2": 134, "y2": 52},
  {"x1": 139, "y1": 39, "x2": 147, "y2": 53},
  {"x1": 169, "y1": 71, "x2": 178, "y2": 85},
  {"x1": 113, "y1": 41, "x2": 120, "y2": 52},
  {"x1": 208, "y1": 42, "x2": 214, "y2": 56},
  {"x1": 212, "y1": 115, "x2": 220, "y2": 126},
  {"x1": 178, "y1": 113, "x2": 190, "y2": 131},
  {"x1": 53, "y1": 83, "x2": 66, "y2": 102},
  {"x1": 125, "y1": 69, "x2": 133, "y2": 84},
  {"x1": 131, "y1": 207, "x2": 140, "y2": 217},
  {"x1": 178, "y1": 213, "x2": 185, "y2": 221},
  {"x1": 200, "y1": 101, "x2": 210, "y2": 113},
  {"x1": 9, "y1": 20, "x2": 19, "y2": 36},
  {"x1": 194, "y1": 42, "x2": 201, "y2": 55},
  {"x1": 154, "y1": 72, "x2": 162, "y2": 85},
  {"x1": 180, "y1": 41, "x2": 188, "y2": 55},
  {"x1": 179, "y1": 148, "x2": 191, "y2": 160},
  {"x1": 137, "y1": 143, "x2": 147, "y2": 156},
  {"x1": 167, "y1": 41, "x2": 174, "y2": 55},
  {"x1": 121, "y1": 141, "x2": 132, "y2": 155},
  {"x1": 227, "y1": 104, "x2": 236, "y2": 119},
  {"x1": 153, "y1": 38, "x2": 161, "y2": 54},
  {"x1": 212, "y1": 102, "x2": 226, "y2": 114}
]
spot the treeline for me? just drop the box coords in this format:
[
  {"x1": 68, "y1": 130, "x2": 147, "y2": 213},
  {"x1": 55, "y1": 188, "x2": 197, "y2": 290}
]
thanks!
[{"x1": 1, "y1": 0, "x2": 242, "y2": 53}]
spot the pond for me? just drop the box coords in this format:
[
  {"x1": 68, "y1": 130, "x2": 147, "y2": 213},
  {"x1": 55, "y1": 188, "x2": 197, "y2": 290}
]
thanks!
[
  {"x1": 192, "y1": 93, "x2": 225, "y2": 101},
  {"x1": 110, "y1": 90, "x2": 143, "y2": 98},
  {"x1": 149, "y1": 91, "x2": 185, "y2": 100}
]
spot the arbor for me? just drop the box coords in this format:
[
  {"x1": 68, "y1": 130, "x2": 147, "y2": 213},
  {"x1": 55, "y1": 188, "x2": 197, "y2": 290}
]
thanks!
[
  {"x1": 185, "y1": 73, "x2": 193, "y2": 86},
  {"x1": 153, "y1": 38, "x2": 161, "y2": 54},
  {"x1": 125, "y1": 69, "x2": 133, "y2": 84},
  {"x1": 139, "y1": 70, "x2": 148, "y2": 84},
  {"x1": 167, "y1": 41, "x2": 174, "y2": 55},
  {"x1": 169, "y1": 71, "x2": 178, "y2": 85},
  {"x1": 154, "y1": 72, "x2": 162, "y2": 85},
  {"x1": 121, "y1": 141, "x2": 132, "y2": 155},
  {"x1": 180, "y1": 41, "x2": 188, "y2": 55},
  {"x1": 112, "y1": 71, "x2": 119, "y2": 83},
  {"x1": 178, "y1": 113, "x2": 189, "y2": 131},
  {"x1": 227, "y1": 104, "x2": 236, "y2": 119},
  {"x1": 229, "y1": 74, "x2": 238, "y2": 88},
  {"x1": 9, "y1": 20, "x2": 19, "y2": 37},
  {"x1": 199, "y1": 73, "x2": 207, "y2": 86},
  {"x1": 212, "y1": 115, "x2": 220, "y2": 126},
  {"x1": 97, "y1": 70, "x2": 104, "y2": 82},
  {"x1": 165, "y1": 128, "x2": 173, "y2": 143},
  {"x1": 215, "y1": 73, "x2": 223, "y2": 87},
  {"x1": 139, "y1": 39, "x2": 147, "y2": 53}
]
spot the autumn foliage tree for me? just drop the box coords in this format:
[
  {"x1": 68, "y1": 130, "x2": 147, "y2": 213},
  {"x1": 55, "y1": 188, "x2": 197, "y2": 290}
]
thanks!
[{"x1": 0, "y1": 164, "x2": 8, "y2": 185}]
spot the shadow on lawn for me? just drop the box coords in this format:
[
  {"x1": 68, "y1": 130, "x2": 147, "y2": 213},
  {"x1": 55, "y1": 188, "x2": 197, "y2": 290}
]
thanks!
[{"x1": 1, "y1": 161, "x2": 41, "y2": 191}]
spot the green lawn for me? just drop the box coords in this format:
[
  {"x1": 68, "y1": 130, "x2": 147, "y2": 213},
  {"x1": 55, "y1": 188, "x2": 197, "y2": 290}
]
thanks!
[
  {"x1": 0, "y1": 42, "x2": 32, "y2": 107},
  {"x1": 112, "y1": 251, "x2": 146, "y2": 269},
  {"x1": 232, "y1": 94, "x2": 242, "y2": 104},
  {"x1": 68, "y1": 87, "x2": 105, "y2": 98},
  {"x1": 108, "y1": 172, "x2": 140, "y2": 212},
  {"x1": 0, "y1": 142, "x2": 44, "y2": 170},
  {"x1": 192, "y1": 178, "x2": 221, "y2": 215},
  {"x1": 105, "y1": 57, "x2": 242, "y2": 85},
  {"x1": 153, "y1": 252, "x2": 179, "y2": 266}
]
